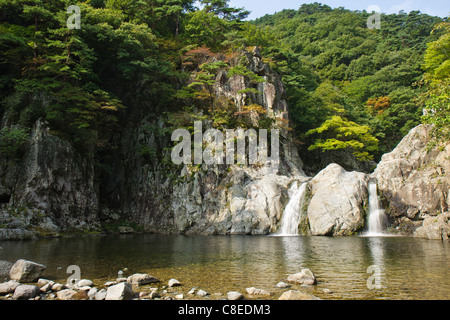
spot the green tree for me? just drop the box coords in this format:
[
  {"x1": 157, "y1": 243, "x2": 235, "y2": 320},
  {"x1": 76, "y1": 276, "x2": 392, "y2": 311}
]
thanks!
[
  {"x1": 306, "y1": 115, "x2": 379, "y2": 161},
  {"x1": 421, "y1": 23, "x2": 450, "y2": 143}
]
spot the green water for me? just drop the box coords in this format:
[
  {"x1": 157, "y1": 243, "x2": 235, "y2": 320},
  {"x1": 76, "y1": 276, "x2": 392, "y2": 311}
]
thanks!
[{"x1": 1, "y1": 234, "x2": 449, "y2": 300}]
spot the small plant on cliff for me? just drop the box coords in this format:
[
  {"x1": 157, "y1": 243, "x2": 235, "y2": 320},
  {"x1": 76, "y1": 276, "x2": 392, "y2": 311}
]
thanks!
[{"x1": 0, "y1": 127, "x2": 29, "y2": 159}]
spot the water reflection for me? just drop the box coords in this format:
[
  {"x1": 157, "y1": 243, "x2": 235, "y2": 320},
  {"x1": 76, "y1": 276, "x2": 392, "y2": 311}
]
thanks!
[{"x1": 0, "y1": 234, "x2": 449, "y2": 299}]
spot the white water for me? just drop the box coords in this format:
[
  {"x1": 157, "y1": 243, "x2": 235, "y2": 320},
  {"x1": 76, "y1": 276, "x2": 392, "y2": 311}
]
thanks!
[
  {"x1": 278, "y1": 181, "x2": 307, "y2": 236},
  {"x1": 364, "y1": 181, "x2": 388, "y2": 236}
]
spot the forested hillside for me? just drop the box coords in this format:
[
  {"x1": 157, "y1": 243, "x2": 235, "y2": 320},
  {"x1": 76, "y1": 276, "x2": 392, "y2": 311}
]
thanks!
[
  {"x1": 254, "y1": 4, "x2": 446, "y2": 170},
  {"x1": 0, "y1": 1, "x2": 448, "y2": 173}
]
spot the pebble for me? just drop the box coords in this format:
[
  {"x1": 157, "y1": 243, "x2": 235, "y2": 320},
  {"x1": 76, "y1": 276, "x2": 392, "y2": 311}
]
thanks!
[
  {"x1": 275, "y1": 281, "x2": 290, "y2": 288},
  {"x1": 227, "y1": 291, "x2": 244, "y2": 300},
  {"x1": 168, "y1": 279, "x2": 181, "y2": 287}
]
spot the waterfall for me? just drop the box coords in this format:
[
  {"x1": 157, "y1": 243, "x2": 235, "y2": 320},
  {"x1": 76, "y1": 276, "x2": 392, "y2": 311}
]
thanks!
[
  {"x1": 365, "y1": 180, "x2": 388, "y2": 236},
  {"x1": 278, "y1": 181, "x2": 307, "y2": 236}
]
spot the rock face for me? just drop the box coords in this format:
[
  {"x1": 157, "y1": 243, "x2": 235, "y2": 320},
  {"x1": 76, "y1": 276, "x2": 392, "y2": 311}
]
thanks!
[
  {"x1": 98, "y1": 47, "x2": 306, "y2": 236},
  {"x1": 373, "y1": 125, "x2": 450, "y2": 236},
  {"x1": 9, "y1": 259, "x2": 46, "y2": 283},
  {"x1": 306, "y1": 164, "x2": 369, "y2": 236},
  {"x1": 0, "y1": 119, "x2": 100, "y2": 236}
]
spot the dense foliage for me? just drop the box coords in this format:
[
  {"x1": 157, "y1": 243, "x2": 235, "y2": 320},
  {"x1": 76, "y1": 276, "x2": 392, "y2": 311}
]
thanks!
[
  {"x1": 0, "y1": 1, "x2": 447, "y2": 170},
  {"x1": 254, "y1": 3, "x2": 444, "y2": 166}
]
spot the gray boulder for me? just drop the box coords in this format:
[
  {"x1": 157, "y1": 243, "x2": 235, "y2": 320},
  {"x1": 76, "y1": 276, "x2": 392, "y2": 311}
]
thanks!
[
  {"x1": 168, "y1": 278, "x2": 181, "y2": 287},
  {"x1": 77, "y1": 279, "x2": 94, "y2": 287},
  {"x1": 413, "y1": 212, "x2": 450, "y2": 240},
  {"x1": 56, "y1": 289, "x2": 77, "y2": 300},
  {"x1": 105, "y1": 282, "x2": 134, "y2": 300},
  {"x1": 126, "y1": 273, "x2": 160, "y2": 286},
  {"x1": 94, "y1": 288, "x2": 107, "y2": 300},
  {"x1": 9, "y1": 259, "x2": 46, "y2": 283},
  {"x1": 307, "y1": 164, "x2": 368, "y2": 235},
  {"x1": 0, "y1": 280, "x2": 20, "y2": 295},
  {"x1": 13, "y1": 284, "x2": 40, "y2": 300},
  {"x1": 287, "y1": 268, "x2": 317, "y2": 285}
]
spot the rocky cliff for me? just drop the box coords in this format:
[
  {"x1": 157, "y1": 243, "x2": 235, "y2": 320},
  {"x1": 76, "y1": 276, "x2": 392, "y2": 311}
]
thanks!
[
  {"x1": 373, "y1": 124, "x2": 450, "y2": 240},
  {"x1": 1, "y1": 48, "x2": 448, "y2": 240}
]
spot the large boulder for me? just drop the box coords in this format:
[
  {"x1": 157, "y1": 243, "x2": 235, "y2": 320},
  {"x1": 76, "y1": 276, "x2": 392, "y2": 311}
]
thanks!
[
  {"x1": 373, "y1": 125, "x2": 450, "y2": 235},
  {"x1": 306, "y1": 164, "x2": 368, "y2": 236},
  {"x1": 0, "y1": 280, "x2": 20, "y2": 295},
  {"x1": 105, "y1": 282, "x2": 135, "y2": 300},
  {"x1": 286, "y1": 268, "x2": 317, "y2": 285},
  {"x1": 13, "y1": 284, "x2": 40, "y2": 300},
  {"x1": 9, "y1": 259, "x2": 46, "y2": 283}
]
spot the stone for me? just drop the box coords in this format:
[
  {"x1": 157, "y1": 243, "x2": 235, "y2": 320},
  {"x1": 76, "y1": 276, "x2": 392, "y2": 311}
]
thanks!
[
  {"x1": 88, "y1": 287, "x2": 98, "y2": 300},
  {"x1": 196, "y1": 289, "x2": 208, "y2": 297},
  {"x1": 287, "y1": 268, "x2": 317, "y2": 285},
  {"x1": 105, "y1": 281, "x2": 117, "y2": 287},
  {"x1": 168, "y1": 278, "x2": 181, "y2": 287},
  {"x1": 149, "y1": 290, "x2": 160, "y2": 299},
  {"x1": 278, "y1": 290, "x2": 320, "y2": 300},
  {"x1": 126, "y1": 273, "x2": 160, "y2": 286},
  {"x1": 37, "y1": 278, "x2": 53, "y2": 286},
  {"x1": 56, "y1": 289, "x2": 77, "y2": 300},
  {"x1": 51, "y1": 283, "x2": 65, "y2": 292},
  {"x1": 187, "y1": 288, "x2": 196, "y2": 295},
  {"x1": 413, "y1": 213, "x2": 450, "y2": 240},
  {"x1": 227, "y1": 291, "x2": 244, "y2": 300},
  {"x1": 105, "y1": 282, "x2": 134, "y2": 300},
  {"x1": 39, "y1": 283, "x2": 52, "y2": 292},
  {"x1": 175, "y1": 294, "x2": 184, "y2": 299},
  {"x1": 0, "y1": 280, "x2": 20, "y2": 295},
  {"x1": 275, "y1": 282, "x2": 290, "y2": 289},
  {"x1": 13, "y1": 285, "x2": 40, "y2": 300},
  {"x1": 9, "y1": 259, "x2": 46, "y2": 283},
  {"x1": 94, "y1": 289, "x2": 107, "y2": 300},
  {"x1": 245, "y1": 287, "x2": 271, "y2": 296},
  {"x1": 307, "y1": 164, "x2": 368, "y2": 236},
  {"x1": 77, "y1": 279, "x2": 94, "y2": 287},
  {"x1": 78, "y1": 286, "x2": 92, "y2": 293}
]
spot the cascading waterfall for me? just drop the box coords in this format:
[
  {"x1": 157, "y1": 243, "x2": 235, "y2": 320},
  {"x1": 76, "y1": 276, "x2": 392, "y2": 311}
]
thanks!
[
  {"x1": 365, "y1": 180, "x2": 388, "y2": 236},
  {"x1": 278, "y1": 181, "x2": 307, "y2": 236}
]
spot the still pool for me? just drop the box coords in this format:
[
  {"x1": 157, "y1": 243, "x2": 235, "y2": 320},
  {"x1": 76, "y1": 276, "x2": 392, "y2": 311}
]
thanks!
[{"x1": 1, "y1": 234, "x2": 449, "y2": 300}]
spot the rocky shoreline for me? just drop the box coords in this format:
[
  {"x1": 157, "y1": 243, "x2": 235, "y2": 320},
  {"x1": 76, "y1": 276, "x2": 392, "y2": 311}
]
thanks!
[{"x1": 0, "y1": 259, "x2": 322, "y2": 301}]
